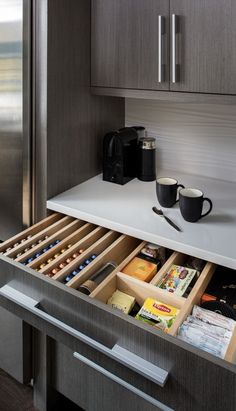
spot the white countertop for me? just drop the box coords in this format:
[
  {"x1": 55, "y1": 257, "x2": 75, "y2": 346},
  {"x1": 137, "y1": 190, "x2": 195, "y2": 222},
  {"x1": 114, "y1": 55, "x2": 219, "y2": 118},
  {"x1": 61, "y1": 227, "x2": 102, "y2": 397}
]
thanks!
[{"x1": 47, "y1": 171, "x2": 236, "y2": 270}]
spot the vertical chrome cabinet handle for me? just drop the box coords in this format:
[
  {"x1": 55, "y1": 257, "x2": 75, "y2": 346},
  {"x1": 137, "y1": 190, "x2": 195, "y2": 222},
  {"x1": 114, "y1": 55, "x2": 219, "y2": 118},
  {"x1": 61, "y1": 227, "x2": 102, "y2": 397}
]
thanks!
[
  {"x1": 73, "y1": 352, "x2": 174, "y2": 411},
  {"x1": 158, "y1": 15, "x2": 165, "y2": 83},
  {"x1": 171, "y1": 14, "x2": 179, "y2": 83}
]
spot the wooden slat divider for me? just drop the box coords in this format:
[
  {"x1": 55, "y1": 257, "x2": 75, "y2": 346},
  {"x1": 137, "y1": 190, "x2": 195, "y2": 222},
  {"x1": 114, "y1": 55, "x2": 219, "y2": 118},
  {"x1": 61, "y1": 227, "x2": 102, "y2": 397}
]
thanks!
[
  {"x1": 52, "y1": 229, "x2": 119, "y2": 282},
  {"x1": 224, "y1": 326, "x2": 236, "y2": 363},
  {"x1": 91, "y1": 273, "x2": 117, "y2": 304},
  {"x1": 169, "y1": 262, "x2": 216, "y2": 336},
  {"x1": 30, "y1": 223, "x2": 96, "y2": 271},
  {"x1": 3, "y1": 210, "x2": 234, "y2": 363},
  {"x1": 90, "y1": 240, "x2": 146, "y2": 299},
  {"x1": 14, "y1": 216, "x2": 75, "y2": 262},
  {"x1": 40, "y1": 226, "x2": 107, "y2": 276},
  {"x1": 0, "y1": 213, "x2": 62, "y2": 254},
  {"x1": 67, "y1": 235, "x2": 140, "y2": 289},
  {"x1": 94, "y1": 271, "x2": 185, "y2": 309},
  {"x1": 117, "y1": 272, "x2": 185, "y2": 309},
  {"x1": 150, "y1": 251, "x2": 187, "y2": 286},
  {"x1": 92, "y1": 252, "x2": 216, "y2": 338}
]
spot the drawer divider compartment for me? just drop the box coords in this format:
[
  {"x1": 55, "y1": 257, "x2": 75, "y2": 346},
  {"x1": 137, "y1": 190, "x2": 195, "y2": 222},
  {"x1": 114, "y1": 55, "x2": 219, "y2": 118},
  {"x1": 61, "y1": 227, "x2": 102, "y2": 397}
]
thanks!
[
  {"x1": 92, "y1": 271, "x2": 185, "y2": 336},
  {"x1": 93, "y1": 271, "x2": 185, "y2": 309},
  {"x1": 53, "y1": 230, "x2": 120, "y2": 283},
  {"x1": 150, "y1": 251, "x2": 187, "y2": 286},
  {"x1": 0, "y1": 213, "x2": 63, "y2": 254},
  {"x1": 20, "y1": 218, "x2": 85, "y2": 266},
  {"x1": 43, "y1": 227, "x2": 107, "y2": 281},
  {"x1": 67, "y1": 235, "x2": 141, "y2": 289},
  {"x1": 31, "y1": 222, "x2": 97, "y2": 271},
  {"x1": 170, "y1": 261, "x2": 216, "y2": 336},
  {"x1": 8, "y1": 216, "x2": 75, "y2": 260},
  {"x1": 90, "y1": 240, "x2": 147, "y2": 299}
]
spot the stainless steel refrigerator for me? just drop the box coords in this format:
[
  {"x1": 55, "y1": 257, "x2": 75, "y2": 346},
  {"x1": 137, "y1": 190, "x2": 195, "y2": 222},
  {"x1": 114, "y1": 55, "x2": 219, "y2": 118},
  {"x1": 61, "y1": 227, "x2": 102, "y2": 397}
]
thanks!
[
  {"x1": 0, "y1": 0, "x2": 32, "y2": 383},
  {"x1": 0, "y1": 0, "x2": 31, "y2": 241}
]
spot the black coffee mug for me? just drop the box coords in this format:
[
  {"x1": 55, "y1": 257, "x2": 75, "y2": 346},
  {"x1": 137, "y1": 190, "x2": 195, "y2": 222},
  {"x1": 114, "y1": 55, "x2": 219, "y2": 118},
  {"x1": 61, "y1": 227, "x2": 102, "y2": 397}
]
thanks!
[
  {"x1": 156, "y1": 177, "x2": 185, "y2": 208},
  {"x1": 179, "y1": 188, "x2": 213, "y2": 222}
]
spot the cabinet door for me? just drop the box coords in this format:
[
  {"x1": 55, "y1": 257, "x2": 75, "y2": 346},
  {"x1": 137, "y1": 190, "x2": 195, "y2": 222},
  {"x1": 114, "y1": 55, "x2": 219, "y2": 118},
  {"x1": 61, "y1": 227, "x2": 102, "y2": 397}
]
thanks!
[
  {"x1": 91, "y1": 0, "x2": 169, "y2": 90},
  {"x1": 170, "y1": 0, "x2": 236, "y2": 94}
]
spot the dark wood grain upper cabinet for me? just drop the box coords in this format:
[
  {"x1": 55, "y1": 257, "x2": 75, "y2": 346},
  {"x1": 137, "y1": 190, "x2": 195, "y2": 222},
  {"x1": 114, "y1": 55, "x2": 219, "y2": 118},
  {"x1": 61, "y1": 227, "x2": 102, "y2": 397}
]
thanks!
[
  {"x1": 92, "y1": 0, "x2": 236, "y2": 97},
  {"x1": 91, "y1": 0, "x2": 170, "y2": 91},
  {"x1": 170, "y1": 0, "x2": 236, "y2": 94}
]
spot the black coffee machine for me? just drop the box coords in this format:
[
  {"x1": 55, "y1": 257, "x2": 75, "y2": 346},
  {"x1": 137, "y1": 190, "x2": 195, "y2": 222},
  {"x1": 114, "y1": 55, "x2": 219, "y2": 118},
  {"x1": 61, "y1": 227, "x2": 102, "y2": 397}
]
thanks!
[{"x1": 103, "y1": 127, "x2": 138, "y2": 185}]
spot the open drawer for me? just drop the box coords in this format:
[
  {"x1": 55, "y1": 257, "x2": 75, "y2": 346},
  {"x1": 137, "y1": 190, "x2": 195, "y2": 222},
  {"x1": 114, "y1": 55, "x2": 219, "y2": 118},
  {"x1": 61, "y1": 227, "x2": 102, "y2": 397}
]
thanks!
[{"x1": 0, "y1": 212, "x2": 236, "y2": 411}]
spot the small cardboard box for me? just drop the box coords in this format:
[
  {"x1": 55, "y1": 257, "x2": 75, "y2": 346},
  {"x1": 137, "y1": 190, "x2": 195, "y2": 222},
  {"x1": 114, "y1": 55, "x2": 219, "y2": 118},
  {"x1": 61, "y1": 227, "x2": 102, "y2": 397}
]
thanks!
[{"x1": 122, "y1": 256, "x2": 157, "y2": 282}]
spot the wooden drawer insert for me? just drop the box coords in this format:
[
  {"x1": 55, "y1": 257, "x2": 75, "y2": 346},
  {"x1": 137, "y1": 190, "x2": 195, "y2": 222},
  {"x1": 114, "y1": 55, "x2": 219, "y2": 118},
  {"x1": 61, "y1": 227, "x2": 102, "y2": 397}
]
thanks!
[
  {"x1": 0, "y1": 213, "x2": 236, "y2": 411},
  {"x1": 1, "y1": 212, "x2": 236, "y2": 365},
  {"x1": 92, "y1": 251, "x2": 236, "y2": 365},
  {"x1": 0, "y1": 212, "x2": 236, "y2": 411}
]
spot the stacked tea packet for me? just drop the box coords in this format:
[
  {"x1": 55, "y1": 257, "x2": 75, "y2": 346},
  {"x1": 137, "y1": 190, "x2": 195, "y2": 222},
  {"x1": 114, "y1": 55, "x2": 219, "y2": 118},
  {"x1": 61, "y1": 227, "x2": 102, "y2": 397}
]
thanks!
[{"x1": 178, "y1": 305, "x2": 236, "y2": 359}]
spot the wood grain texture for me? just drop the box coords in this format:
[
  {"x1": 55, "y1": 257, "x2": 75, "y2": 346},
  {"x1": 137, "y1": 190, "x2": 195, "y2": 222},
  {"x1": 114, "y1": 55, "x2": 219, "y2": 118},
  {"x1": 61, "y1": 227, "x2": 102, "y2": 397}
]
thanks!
[
  {"x1": 91, "y1": 86, "x2": 236, "y2": 104},
  {"x1": 32, "y1": 0, "x2": 48, "y2": 223},
  {"x1": 91, "y1": 0, "x2": 169, "y2": 90},
  {"x1": 33, "y1": 331, "x2": 82, "y2": 411},
  {"x1": 46, "y1": 0, "x2": 124, "y2": 203},
  {"x1": 126, "y1": 99, "x2": 236, "y2": 182},
  {"x1": 92, "y1": 0, "x2": 236, "y2": 96},
  {"x1": 32, "y1": 0, "x2": 124, "y2": 223},
  {"x1": 0, "y1": 257, "x2": 236, "y2": 411},
  {"x1": 36, "y1": 223, "x2": 97, "y2": 273},
  {"x1": 170, "y1": 0, "x2": 236, "y2": 94},
  {"x1": 57, "y1": 230, "x2": 120, "y2": 284},
  {"x1": 54, "y1": 342, "x2": 164, "y2": 411},
  {"x1": 110, "y1": 271, "x2": 184, "y2": 310},
  {"x1": 0, "y1": 213, "x2": 62, "y2": 254},
  {"x1": 90, "y1": 240, "x2": 146, "y2": 299},
  {"x1": 67, "y1": 234, "x2": 140, "y2": 288},
  {"x1": 0, "y1": 308, "x2": 31, "y2": 384}
]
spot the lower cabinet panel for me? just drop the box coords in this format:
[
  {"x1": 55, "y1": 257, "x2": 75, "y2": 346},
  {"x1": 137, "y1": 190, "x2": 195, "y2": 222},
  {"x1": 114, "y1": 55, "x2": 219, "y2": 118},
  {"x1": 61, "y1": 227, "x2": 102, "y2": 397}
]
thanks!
[
  {"x1": 0, "y1": 307, "x2": 31, "y2": 383},
  {"x1": 51, "y1": 337, "x2": 236, "y2": 411},
  {"x1": 53, "y1": 342, "x2": 170, "y2": 411}
]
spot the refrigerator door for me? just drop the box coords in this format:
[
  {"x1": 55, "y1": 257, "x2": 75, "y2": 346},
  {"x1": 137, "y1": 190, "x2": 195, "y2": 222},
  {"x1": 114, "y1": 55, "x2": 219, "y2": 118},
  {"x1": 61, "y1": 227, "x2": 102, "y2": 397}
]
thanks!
[
  {"x1": 0, "y1": 0, "x2": 32, "y2": 385},
  {"x1": 0, "y1": 0, "x2": 31, "y2": 240}
]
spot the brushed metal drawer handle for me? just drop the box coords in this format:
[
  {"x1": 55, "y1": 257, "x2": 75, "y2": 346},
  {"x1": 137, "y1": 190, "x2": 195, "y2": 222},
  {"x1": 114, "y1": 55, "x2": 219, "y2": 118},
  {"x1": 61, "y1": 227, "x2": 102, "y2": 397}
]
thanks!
[
  {"x1": 0, "y1": 284, "x2": 169, "y2": 387},
  {"x1": 73, "y1": 351, "x2": 174, "y2": 411}
]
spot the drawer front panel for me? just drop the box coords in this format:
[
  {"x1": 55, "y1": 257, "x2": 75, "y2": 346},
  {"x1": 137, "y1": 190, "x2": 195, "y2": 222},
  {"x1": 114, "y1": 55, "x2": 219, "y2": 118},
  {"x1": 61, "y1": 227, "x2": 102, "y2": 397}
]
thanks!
[
  {"x1": 0, "y1": 257, "x2": 236, "y2": 411},
  {"x1": 54, "y1": 342, "x2": 171, "y2": 411}
]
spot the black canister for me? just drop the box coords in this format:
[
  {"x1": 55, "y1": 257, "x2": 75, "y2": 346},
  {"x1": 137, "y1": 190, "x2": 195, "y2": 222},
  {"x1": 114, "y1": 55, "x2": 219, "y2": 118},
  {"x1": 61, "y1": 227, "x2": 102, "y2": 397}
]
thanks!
[{"x1": 137, "y1": 138, "x2": 156, "y2": 181}]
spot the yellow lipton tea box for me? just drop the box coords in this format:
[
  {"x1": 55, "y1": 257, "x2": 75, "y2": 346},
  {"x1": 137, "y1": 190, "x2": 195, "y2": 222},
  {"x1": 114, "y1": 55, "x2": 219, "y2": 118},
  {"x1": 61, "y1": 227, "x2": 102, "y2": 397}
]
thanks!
[
  {"x1": 135, "y1": 298, "x2": 179, "y2": 332},
  {"x1": 122, "y1": 257, "x2": 157, "y2": 282}
]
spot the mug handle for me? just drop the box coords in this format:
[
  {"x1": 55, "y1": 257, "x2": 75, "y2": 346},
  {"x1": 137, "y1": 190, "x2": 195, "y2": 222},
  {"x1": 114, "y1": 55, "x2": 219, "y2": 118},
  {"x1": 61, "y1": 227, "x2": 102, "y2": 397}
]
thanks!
[
  {"x1": 201, "y1": 198, "x2": 213, "y2": 218},
  {"x1": 175, "y1": 184, "x2": 185, "y2": 203}
]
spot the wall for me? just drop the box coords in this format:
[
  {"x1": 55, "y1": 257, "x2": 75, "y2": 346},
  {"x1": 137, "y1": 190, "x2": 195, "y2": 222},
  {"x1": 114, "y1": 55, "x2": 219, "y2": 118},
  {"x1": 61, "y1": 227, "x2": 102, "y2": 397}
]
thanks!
[{"x1": 126, "y1": 99, "x2": 236, "y2": 183}]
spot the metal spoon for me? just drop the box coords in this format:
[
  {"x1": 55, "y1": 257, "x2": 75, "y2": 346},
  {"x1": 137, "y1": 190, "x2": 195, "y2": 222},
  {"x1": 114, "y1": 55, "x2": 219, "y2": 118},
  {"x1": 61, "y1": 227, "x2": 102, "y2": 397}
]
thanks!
[{"x1": 152, "y1": 206, "x2": 182, "y2": 232}]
